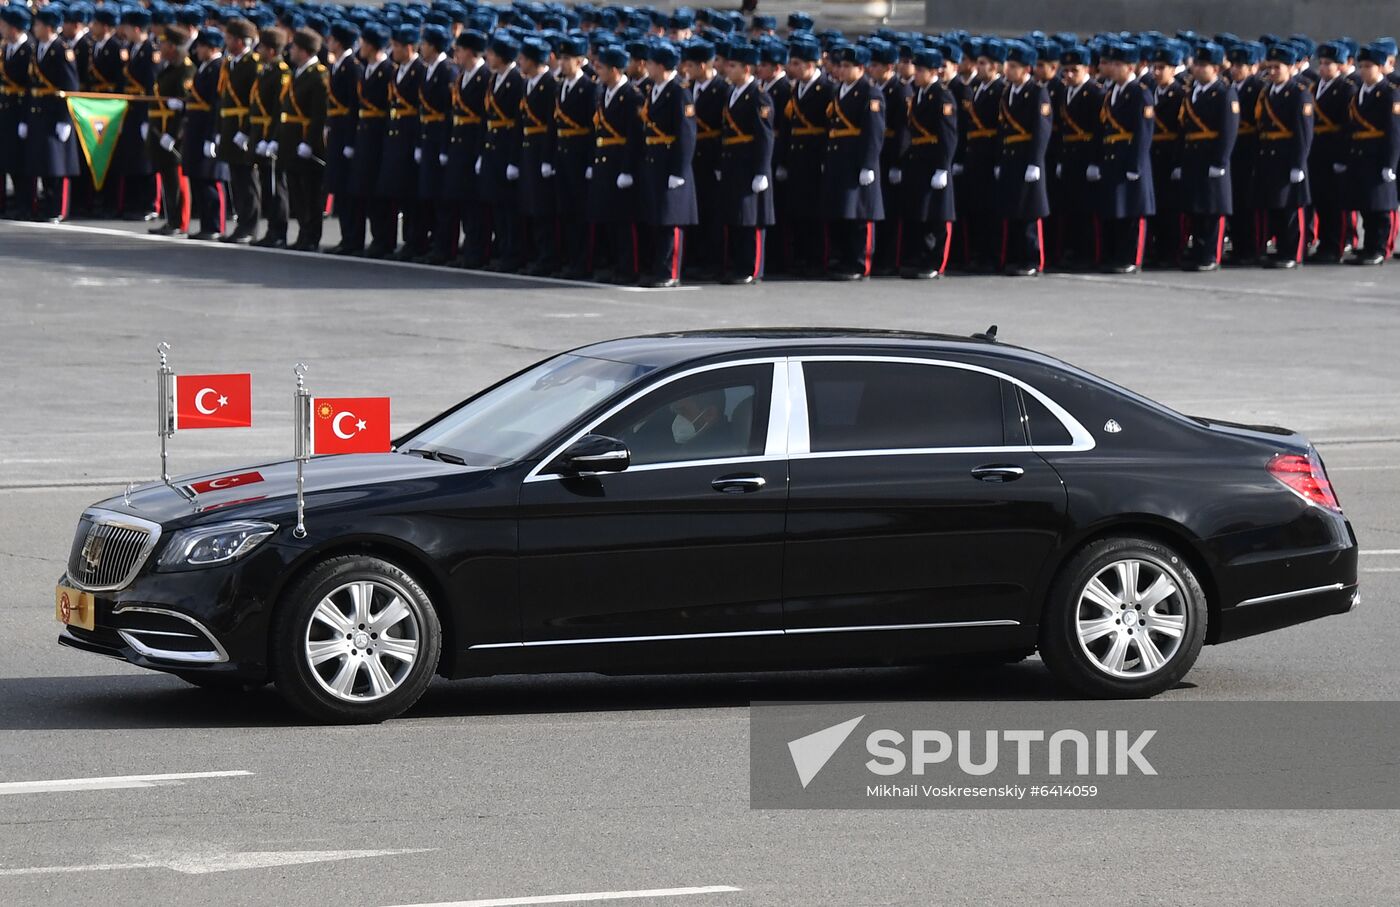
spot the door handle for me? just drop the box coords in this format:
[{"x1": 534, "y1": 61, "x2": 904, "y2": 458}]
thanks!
[
  {"x1": 970, "y1": 464, "x2": 1025, "y2": 483},
  {"x1": 711, "y1": 474, "x2": 767, "y2": 493}
]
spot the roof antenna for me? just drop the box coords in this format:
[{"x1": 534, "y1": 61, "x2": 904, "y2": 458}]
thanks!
[{"x1": 972, "y1": 324, "x2": 998, "y2": 342}]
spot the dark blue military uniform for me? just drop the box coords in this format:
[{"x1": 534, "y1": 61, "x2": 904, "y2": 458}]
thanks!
[
  {"x1": 1253, "y1": 79, "x2": 1314, "y2": 265},
  {"x1": 760, "y1": 70, "x2": 792, "y2": 273},
  {"x1": 277, "y1": 58, "x2": 328, "y2": 250},
  {"x1": 1146, "y1": 78, "x2": 1185, "y2": 265},
  {"x1": 1344, "y1": 79, "x2": 1400, "y2": 262},
  {"x1": 116, "y1": 38, "x2": 158, "y2": 218},
  {"x1": 85, "y1": 33, "x2": 127, "y2": 213},
  {"x1": 324, "y1": 50, "x2": 362, "y2": 252},
  {"x1": 1097, "y1": 78, "x2": 1156, "y2": 271},
  {"x1": 1230, "y1": 73, "x2": 1266, "y2": 261},
  {"x1": 478, "y1": 65, "x2": 525, "y2": 269},
  {"x1": 517, "y1": 69, "x2": 558, "y2": 273},
  {"x1": 1, "y1": 35, "x2": 33, "y2": 217},
  {"x1": 353, "y1": 57, "x2": 394, "y2": 255},
  {"x1": 822, "y1": 77, "x2": 884, "y2": 277},
  {"x1": 777, "y1": 71, "x2": 832, "y2": 275},
  {"x1": 415, "y1": 56, "x2": 457, "y2": 261},
  {"x1": 638, "y1": 76, "x2": 698, "y2": 285},
  {"x1": 1053, "y1": 78, "x2": 1104, "y2": 267},
  {"x1": 445, "y1": 60, "x2": 491, "y2": 266},
  {"x1": 719, "y1": 78, "x2": 775, "y2": 283},
  {"x1": 217, "y1": 49, "x2": 261, "y2": 240},
  {"x1": 873, "y1": 73, "x2": 910, "y2": 274},
  {"x1": 685, "y1": 73, "x2": 727, "y2": 278},
  {"x1": 552, "y1": 69, "x2": 599, "y2": 276},
  {"x1": 995, "y1": 78, "x2": 1052, "y2": 273},
  {"x1": 379, "y1": 56, "x2": 426, "y2": 256},
  {"x1": 1308, "y1": 74, "x2": 1358, "y2": 261},
  {"x1": 959, "y1": 74, "x2": 1002, "y2": 270},
  {"x1": 1179, "y1": 79, "x2": 1239, "y2": 267},
  {"x1": 26, "y1": 37, "x2": 80, "y2": 220},
  {"x1": 587, "y1": 78, "x2": 642, "y2": 279},
  {"x1": 897, "y1": 80, "x2": 957, "y2": 277}
]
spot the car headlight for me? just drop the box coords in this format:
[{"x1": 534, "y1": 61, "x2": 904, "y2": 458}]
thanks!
[{"x1": 157, "y1": 521, "x2": 278, "y2": 570}]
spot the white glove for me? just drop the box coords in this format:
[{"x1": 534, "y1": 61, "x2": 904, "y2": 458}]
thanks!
[
  {"x1": 585, "y1": 166, "x2": 592, "y2": 179},
  {"x1": 1208, "y1": 165, "x2": 1226, "y2": 178},
  {"x1": 1126, "y1": 171, "x2": 1139, "y2": 182},
  {"x1": 474, "y1": 156, "x2": 482, "y2": 175},
  {"x1": 1170, "y1": 167, "x2": 1182, "y2": 181},
  {"x1": 888, "y1": 167, "x2": 902, "y2": 185},
  {"x1": 266, "y1": 140, "x2": 279, "y2": 157},
  {"x1": 255, "y1": 140, "x2": 268, "y2": 156},
  {"x1": 775, "y1": 165, "x2": 788, "y2": 181},
  {"x1": 1085, "y1": 163, "x2": 1101, "y2": 182},
  {"x1": 165, "y1": 98, "x2": 184, "y2": 111},
  {"x1": 56, "y1": 122, "x2": 71, "y2": 142},
  {"x1": 506, "y1": 164, "x2": 520, "y2": 180},
  {"x1": 751, "y1": 174, "x2": 768, "y2": 193},
  {"x1": 1055, "y1": 162, "x2": 1062, "y2": 179},
  {"x1": 951, "y1": 163, "x2": 964, "y2": 176},
  {"x1": 616, "y1": 172, "x2": 633, "y2": 189},
  {"x1": 140, "y1": 123, "x2": 149, "y2": 141},
  {"x1": 858, "y1": 168, "x2": 875, "y2": 186},
  {"x1": 993, "y1": 165, "x2": 1001, "y2": 179},
  {"x1": 343, "y1": 145, "x2": 354, "y2": 159},
  {"x1": 541, "y1": 162, "x2": 554, "y2": 178},
  {"x1": 413, "y1": 147, "x2": 422, "y2": 163},
  {"x1": 296, "y1": 142, "x2": 312, "y2": 159},
  {"x1": 1332, "y1": 162, "x2": 1347, "y2": 174},
  {"x1": 439, "y1": 153, "x2": 448, "y2": 166},
  {"x1": 159, "y1": 133, "x2": 176, "y2": 152},
  {"x1": 203, "y1": 140, "x2": 217, "y2": 159},
  {"x1": 1383, "y1": 168, "x2": 1397, "y2": 183},
  {"x1": 1025, "y1": 165, "x2": 1041, "y2": 183},
  {"x1": 714, "y1": 169, "x2": 722, "y2": 181},
  {"x1": 16, "y1": 122, "x2": 26, "y2": 139},
  {"x1": 1289, "y1": 168, "x2": 1305, "y2": 184},
  {"x1": 233, "y1": 131, "x2": 248, "y2": 150},
  {"x1": 930, "y1": 169, "x2": 948, "y2": 189},
  {"x1": 667, "y1": 175, "x2": 685, "y2": 189}
]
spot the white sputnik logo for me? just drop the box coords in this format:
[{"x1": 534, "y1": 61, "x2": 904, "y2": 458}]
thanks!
[
  {"x1": 787, "y1": 715, "x2": 864, "y2": 788},
  {"x1": 194, "y1": 387, "x2": 230, "y2": 414},
  {"x1": 333, "y1": 411, "x2": 369, "y2": 440}
]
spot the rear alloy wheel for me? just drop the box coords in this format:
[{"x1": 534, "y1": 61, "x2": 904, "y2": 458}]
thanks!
[
  {"x1": 1040, "y1": 537, "x2": 1207, "y2": 698},
  {"x1": 274, "y1": 556, "x2": 441, "y2": 723}
]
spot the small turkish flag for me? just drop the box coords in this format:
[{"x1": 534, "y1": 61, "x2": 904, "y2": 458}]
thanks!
[
  {"x1": 175, "y1": 374, "x2": 253, "y2": 429},
  {"x1": 183, "y1": 470, "x2": 265, "y2": 496},
  {"x1": 311, "y1": 397, "x2": 392, "y2": 455}
]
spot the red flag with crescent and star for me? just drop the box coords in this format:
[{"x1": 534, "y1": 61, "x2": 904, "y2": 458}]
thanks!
[
  {"x1": 174, "y1": 374, "x2": 253, "y2": 429},
  {"x1": 311, "y1": 397, "x2": 392, "y2": 455}
]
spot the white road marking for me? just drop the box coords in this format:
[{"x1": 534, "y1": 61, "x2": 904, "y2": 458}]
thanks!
[
  {"x1": 0, "y1": 770, "x2": 251, "y2": 796},
  {"x1": 1328, "y1": 464, "x2": 1400, "y2": 471},
  {"x1": 0, "y1": 849, "x2": 429, "y2": 877},
  {"x1": 383, "y1": 886, "x2": 743, "y2": 907},
  {"x1": 1362, "y1": 567, "x2": 1400, "y2": 573},
  {"x1": 3, "y1": 219, "x2": 696, "y2": 293},
  {"x1": 1360, "y1": 550, "x2": 1400, "y2": 556}
]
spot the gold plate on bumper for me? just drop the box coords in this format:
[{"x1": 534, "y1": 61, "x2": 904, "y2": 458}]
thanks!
[{"x1": 56, "y1": 584, "x2": 96, "y2": 632}]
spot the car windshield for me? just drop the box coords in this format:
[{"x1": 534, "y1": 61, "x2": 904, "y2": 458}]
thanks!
[{"x1": 399, "y1": 354, "x2": 657, "y2": 467}]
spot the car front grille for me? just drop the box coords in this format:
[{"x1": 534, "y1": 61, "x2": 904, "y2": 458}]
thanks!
[{"x1": 67, "y1": 511, "x2": 162, "y2": 592}]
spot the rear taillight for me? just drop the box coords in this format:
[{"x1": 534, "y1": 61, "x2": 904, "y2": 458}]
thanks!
[{"x1": 1268, "y1": 450, "x2": 1342, "y2": 512}]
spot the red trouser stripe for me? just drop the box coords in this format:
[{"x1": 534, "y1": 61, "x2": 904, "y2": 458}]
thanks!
[
  {"x1": 671, "y1": 226, "x2": 681, "y2": 281},
  {"x1": 178, "y1": 169, "x2": 191, "y2": 232},
  {"x1": 862, "y1": 221, "x2": 873, "y2": 275},
  {"x1": 938, "y1": 221, "x2": 953, "y2": 273},
  {"x1": 1134, "y1": 217, "x2": 1145, "y2": 267},
  {"x1": 1215, "y1": 216, "x2": 1225, "y2": 263},
  {"x1": 216, "y1": 181, "x2": 226, "y2": 234},
  {"x1": 1295, "y1": 207, "x2": 1305, "y2": 262},
  {"x1": 752, "y1": 227, "x2": 763, "y2": 279},
  {"x1": 154, "y1": 173, "x2": 163, "y2": 216},
  {"x1": 59, "y1": 178, "x2": 70, "y2": 220},
  {"x1": 1036, "y1": 218, "x2": 1045, "y2": 272}
]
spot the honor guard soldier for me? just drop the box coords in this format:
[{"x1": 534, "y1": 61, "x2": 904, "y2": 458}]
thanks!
[
  {"x1": 895, "y1": 48, "x2": 958, "y2": 279},
  {"x1": 1091, "y1": 40, "x2": 1155, "y2": 274},
  {"x1": 680, "y1": 39, "x2": 725, "y2": 279},
  {"x1": 755, "y1": 39, "x2": 791, "y2": 271},
  {"x1": 588, "y1": 44, "x2": 642, "y2": 282},
  {"x1": 85, "y1": 7, "x2": 126, "y2": 216},
  {"x1": 322, "y1": 21, "x2": 363, "y2": 256},
  {"x1": 961, "y1": 38, "x2": 1005, "y2": 272},
  {"x1": 249, "y1": 29, "x2": 290, "y2": 248},
  {"x1": 1343, "y1": 44, "x2": 1400, "y2": 265},
  {"x1": 1308, "y1": 42, "x2": 1359, "y2": 262},
  {"x1": 479, "y1": 31, "x2": 525, "y2": 271},
  {"x1": 1146, "y1": 42, "x2": 1186, "y2": 266},
  {"x1": 181, "y1": 29, "x2": 230, "y2": 239},
  {"x1": 27, "y1": 7, "x2": 81, "y2": 222},
  {"x1": 940, "y1": 40, "x2": 972, "y2": 267},
  {"x1": 1, "y1": 5, "x2": 34, "y2": 218},
  {"x1": 822, "y1": 43, "x2": 884, "y2": 280},
  {"x1": 1253, "y1": 42, "x2": 1314, "y2": 268},
  {"x1": 869, "y1": 40, "x2": 909, "y2": 276},
  {"x1": 552, "y1": 35, "x2": 598, "y2": 278},
  {"x1": 381, "y1": 24, "x2": 426, "y2": 260},
  {"x1": 413, "y1": 25, "x2": 457, "y2": 264},
  {"x1": 63, "y1": 2, "x2": 95, "y2": 215},
  {"x1": 996, "y1": 41, "x2": 1052, "y2": 276},
  {"x1": 637, "y1": 40, "x2": 697, "y2": 287},
  {"x1": 146, "y1": 26, "x2": 193, "y2": 236},
  {"x1": 1034, "y1": 39, "x2": 1064, "y2": 265},
  {"x1": 278, "y1": 28, "x2": 329, "y2": 251},
  {"x1": 1179, "y1": 42, "x2": 1239, "y2": 271},
  {"x1": 352, "y1": 24, "x2": 394, "y2": 257},
  {"x1": 445, "y1": 29, "x2": 490, "y2": 267},
  {"x1": 777, "y1": 36, "x2": 830, "y2": 277},
  {"x1": 1226, "y1": 41, "x2": 1266, "y2": 263},
  {"x1": 1054, "y1": 44, "x2": 1105, "y2": 268},
  {"x1": 718, "y1": 41, "x2": 774, "y2": 284},
  {"x1": 217, "y1": 19, "x2": 260, "y2": 243},
  {"x1": 115, "y1": 9, "x2": 157, "y2": 221},
  {"x1": 516, "y1": 36, "x2": 558, "y2": 274}
]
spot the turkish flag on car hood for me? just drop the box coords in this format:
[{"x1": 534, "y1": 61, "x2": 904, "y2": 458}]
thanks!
[
  {"x1": 311, "y1": 397, "x2": 392, "y2": 455},
  {"x1": 183, "y1": 470, "x2": 265, "y2": 496},
  {"x1": 175, "y1": 374, "x2": 253, "y2": 429}
]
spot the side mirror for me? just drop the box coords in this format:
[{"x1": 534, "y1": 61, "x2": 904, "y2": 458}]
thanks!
[{"x1": 553, "y1": 434, "x2": 630, "y2": 475}]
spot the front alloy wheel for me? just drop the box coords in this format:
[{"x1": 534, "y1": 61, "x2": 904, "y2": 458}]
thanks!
[{"x1": 305, "y1": 579, "x2": 422, "y2": 702}]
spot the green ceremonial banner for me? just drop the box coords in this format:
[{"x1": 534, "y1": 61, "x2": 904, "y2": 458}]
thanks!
[{"x1": 66, "y1": 96, "x2": 129, "y2": 192}]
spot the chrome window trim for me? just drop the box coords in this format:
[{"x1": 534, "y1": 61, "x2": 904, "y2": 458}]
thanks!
[
  {"x1": 67, "y1": 509, "x2": 164, "y2": 593},
  {"x1": 1234, "y1": 582, "x2": 1346, "y2": 609},
  {"x1": 112, "y1": 605, "x2": 230, "y2": 664},
  {"x1": 524, "y1": 357, "x2": 790, "y2": 483},
  {"x1": 786, "y1": 355, "x2": 1096, "y2": 456},
  {"x1": 467, "y1": 619, "x2": 1019, "y2": 649}
]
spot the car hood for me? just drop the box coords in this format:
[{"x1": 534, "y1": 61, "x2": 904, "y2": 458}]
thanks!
[{"x1": 91, "y1": 454, "x2": 485, "y2": 526}]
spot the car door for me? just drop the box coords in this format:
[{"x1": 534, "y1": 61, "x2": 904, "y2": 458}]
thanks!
[
  {"x1": 515, "y1": 360, "x2": 790, "y2": 645},
  {"x1": 782, "y1": 356, "x2": 1076, "y2": 639}
]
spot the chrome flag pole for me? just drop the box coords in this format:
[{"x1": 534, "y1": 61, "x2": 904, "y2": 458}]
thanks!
[
  {"x1": 157, "y1": 341, "x2": 175, "y2": 486},
  {"x1": 293, "y1": 362, "x2": 311, "y2": 539}
]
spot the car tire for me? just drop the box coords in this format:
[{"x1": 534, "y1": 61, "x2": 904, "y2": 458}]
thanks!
[
  {"x1": 1039, "y1": 537, "x2": 1207, "y2": 698},
  {"x1": 172, "y1": 672, "x2": 267, "y2": 693},
  {"x1": 272, "y1": 555, "x2": 442, "y2": 724}
]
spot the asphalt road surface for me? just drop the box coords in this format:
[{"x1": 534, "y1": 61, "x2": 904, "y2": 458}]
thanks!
[{"x1": 1, "y1": 218, "x2": 1398, "y2": 906}]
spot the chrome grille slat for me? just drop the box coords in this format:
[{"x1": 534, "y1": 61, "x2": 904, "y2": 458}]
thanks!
[{"x1": 66, "y1": 509, "x2": 163, "y2": 592}]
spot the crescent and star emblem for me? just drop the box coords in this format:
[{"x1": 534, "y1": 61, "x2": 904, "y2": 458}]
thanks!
[
  {"x1": 195, "y1": 387, "x2": 230, "y2": 415},
  {"x1": 333, "y1": 411, "x2": 368, "y2": 440}
]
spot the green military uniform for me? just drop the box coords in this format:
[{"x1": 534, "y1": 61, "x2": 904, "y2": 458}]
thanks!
[
  {"x1": 146, "y1": 50, "x2": 193, "y2": 234},
  {"x1": 249, "y1": 55, "x2": 291, "y2": 246},
  {"x1": 276, "y1": 58, "x2": 329, "y2": 249},
  {"x1": 217, "y1": 49, "x2": 261, "y2": 240}
]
